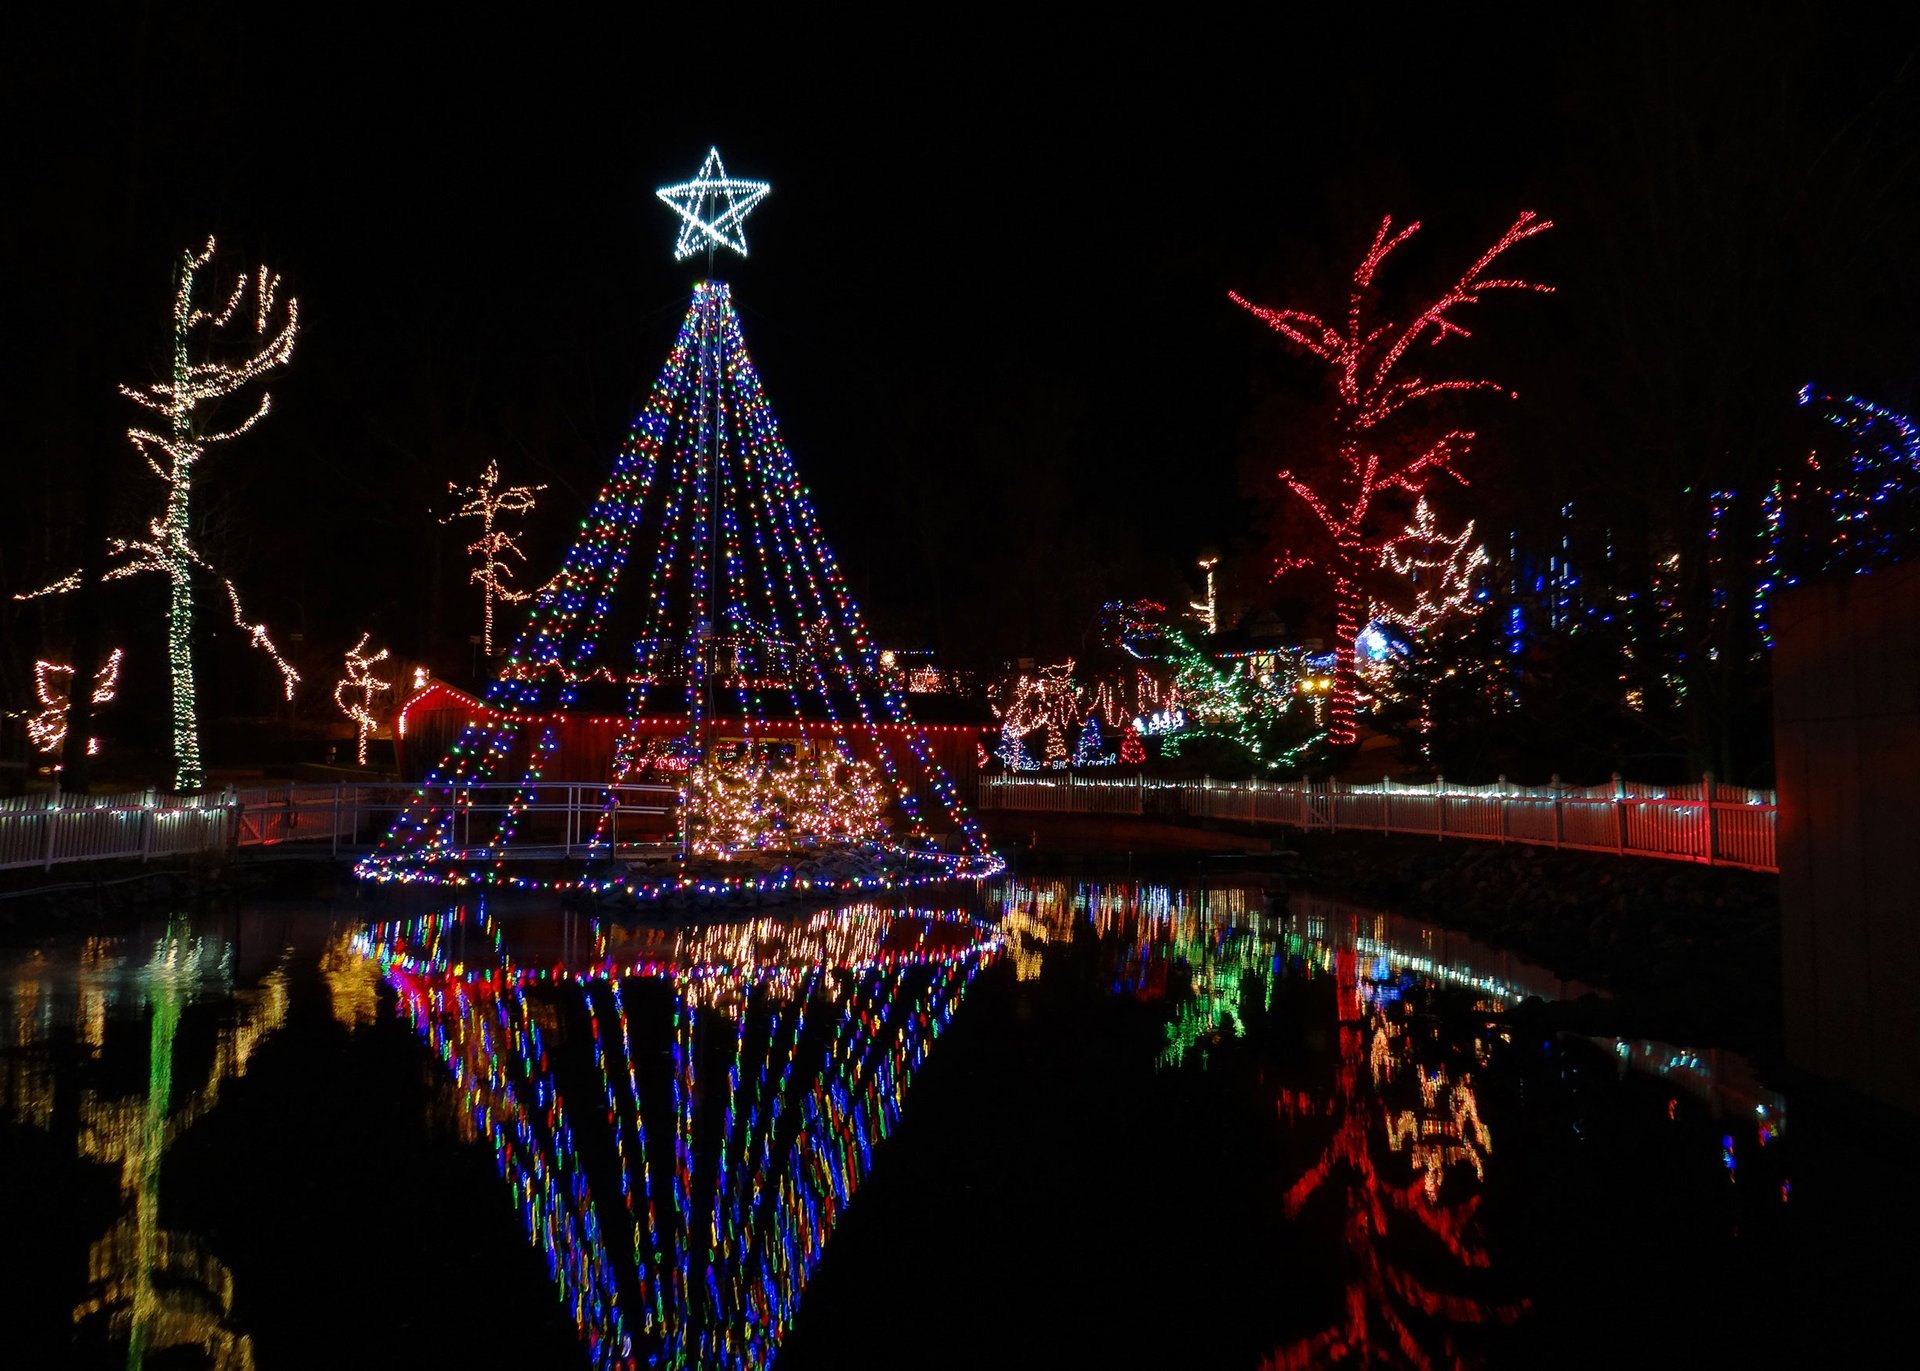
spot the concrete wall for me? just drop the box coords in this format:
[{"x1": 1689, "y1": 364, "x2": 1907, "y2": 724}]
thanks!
[{"x1": 1773, "y1": 558, "x2": 1920, "y2": 1110}]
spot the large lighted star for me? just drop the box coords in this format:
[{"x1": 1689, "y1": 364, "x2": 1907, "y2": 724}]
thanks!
[{"x1": 655, "y1": 147, "x2": 771, "y2": 262}]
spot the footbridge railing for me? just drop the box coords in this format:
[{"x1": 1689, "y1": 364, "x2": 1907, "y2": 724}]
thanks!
[
  {"x1": 0, "y1": 781, "x2": 682, "y2": 873},
  {"x1": 976, "y1": 773, "x2": 1777, "y2": 873}
]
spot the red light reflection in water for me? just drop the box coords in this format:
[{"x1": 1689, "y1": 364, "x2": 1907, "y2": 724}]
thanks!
[{"x1": 1267, "y1": 947, "x2": 1521, "y2": 1371}]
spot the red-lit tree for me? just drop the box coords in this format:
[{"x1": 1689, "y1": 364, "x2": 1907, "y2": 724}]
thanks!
[{"x1": 1232, "y1": 213, "x2": 1552, "y2": 746}]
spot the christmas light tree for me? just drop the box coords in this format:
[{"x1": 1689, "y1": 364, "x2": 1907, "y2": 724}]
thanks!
[
  {"x1": 1232, "y1": 213, "x2": 1552, "y2": 746},
  {"x1": 1747, "y1": 386, "x2": 1920, "y2": 644},
  {"x1": 1070, "y1": 712, "x2": 1109, "y2": 767},
  {"x1": 15, "y1": 237, "x2": 301, "y2": 789},
  {"x1": 361, "y1": 151, "x2": 999, "y2": 899}
]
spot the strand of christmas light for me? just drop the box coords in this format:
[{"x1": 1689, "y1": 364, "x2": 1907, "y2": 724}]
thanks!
[
  {"x1": 746, "y1": 345, "x2": 996, "y2": 857},
  {"x1": 1231, "y1": 212, "x2": 1551, "y2": 747},
  {"x1": 223, "y1": 579, "x2": 300, "y2": 699},
  {"x1": 13, "y1": 237, "x2": 299, "y2": 790},
  {"x1": 27, "y1": 649, "x2": 124, "y2": 757},
  {"x1": 332, "y1": 633, "x2": 392, "y2": 767},
  {"x1": 442, "y1": 460, "x2": 546, "y2": 656}
]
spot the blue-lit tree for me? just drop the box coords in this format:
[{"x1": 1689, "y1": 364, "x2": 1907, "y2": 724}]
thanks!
[{"x1": 1070, "y1": 712, "x2": 1107, "y2": 767}]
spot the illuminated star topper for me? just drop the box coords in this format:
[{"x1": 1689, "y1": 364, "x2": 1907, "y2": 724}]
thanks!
[{"x1": 655, "y1": 147, "x2": 771, "y2": 262}]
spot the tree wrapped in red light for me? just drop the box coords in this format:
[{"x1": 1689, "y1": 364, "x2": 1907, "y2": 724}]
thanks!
[{"x1": 1232, "y1": 213, "x2": 1552, "y2": 746}]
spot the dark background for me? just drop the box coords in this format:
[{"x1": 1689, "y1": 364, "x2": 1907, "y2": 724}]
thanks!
[{"x1": 5, "y1": 5, "x2": 1918, "y2": 750}]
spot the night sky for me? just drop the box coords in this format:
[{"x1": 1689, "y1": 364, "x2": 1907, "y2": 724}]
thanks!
[{"x1": 6, "y1": 7, "x2": 1919, "y2": 720}]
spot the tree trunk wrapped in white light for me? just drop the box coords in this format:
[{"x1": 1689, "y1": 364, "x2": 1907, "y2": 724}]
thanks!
[{"x1": 15, "y1": 237, "x2": 301, "y2": 790}]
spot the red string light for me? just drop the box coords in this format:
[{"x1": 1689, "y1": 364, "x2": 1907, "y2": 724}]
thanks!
[{"x1": 1232, "y1": 213, "x2": 1552, "y2": 746}]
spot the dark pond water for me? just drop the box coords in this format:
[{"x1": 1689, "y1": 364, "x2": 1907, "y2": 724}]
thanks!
[{"x1": 0, "y1": 875, "x2": 1903, "y2": 1367}]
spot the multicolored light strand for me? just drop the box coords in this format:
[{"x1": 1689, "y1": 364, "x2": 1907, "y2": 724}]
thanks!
[
  {"x1": 361, "y1": 276, "x2": 999, "y2": 895},
  {"x1": 362, "y1": 901, "x2": 999, "y2": 1368}
]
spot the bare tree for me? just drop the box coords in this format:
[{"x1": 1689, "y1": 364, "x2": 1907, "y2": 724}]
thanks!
[
  {"x1": 15, "y1": 237, "x2": 301, "y2": 789},
  {"x1": 441, "y1": 460, "x2": 545, "y2": 655},
  {"x1": 1231, "y1": 212, "x2": 1552, "y2": 747}
]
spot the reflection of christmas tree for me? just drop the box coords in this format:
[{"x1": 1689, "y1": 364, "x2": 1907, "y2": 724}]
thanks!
[{"x1": 364, "y1": 903, "x2": 999, "y2": 1369}]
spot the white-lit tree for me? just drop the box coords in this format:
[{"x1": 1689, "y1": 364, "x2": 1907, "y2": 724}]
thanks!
[
  {"x1": 442, "y1": 460, "x2": 545, "y2": 655},
  {"x1": 27, "y1": 649, "x2": 124, "y2": 760},
  {"x1": 15, "y1": 237, "x2": 301, "y2": 790},
  {"x1": 1371, "y1": 497, "x2": 1490, "y2": 636},
  {"x1": 333, "y1": 633, "x2": 392, "y2": 767}
]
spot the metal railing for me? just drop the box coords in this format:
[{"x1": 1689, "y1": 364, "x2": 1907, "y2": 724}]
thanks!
[
  {"x1": 976, "y1": 772, "x2": 1777, "y2": 873},
  {"x1": 0, "y1": 773, "x2": 1776, "y2": 875},
  {"x1": 0, "y1": 781, "x2": 682, "y2": 873}
]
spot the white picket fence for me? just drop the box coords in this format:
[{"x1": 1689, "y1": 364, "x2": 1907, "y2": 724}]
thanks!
[
  {"x1": 976, "y1": 772, "x2": 1777, "y2": 873},
  {"x1": 0, "y1": 780, "x2": 681, "y2": 873}
]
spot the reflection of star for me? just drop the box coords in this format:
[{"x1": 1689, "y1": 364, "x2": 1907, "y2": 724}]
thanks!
[{"x1": 655, "y1": 147, "x2": 771, "y2": 262}]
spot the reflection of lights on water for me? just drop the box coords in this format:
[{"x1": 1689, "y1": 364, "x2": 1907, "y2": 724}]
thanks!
[
  {"x1": 4, "y1": 924, "x2": 290, "y2": 1369},
  {"x1": 364, "y1": 901, "x2": 1000, "y2": 1368}
]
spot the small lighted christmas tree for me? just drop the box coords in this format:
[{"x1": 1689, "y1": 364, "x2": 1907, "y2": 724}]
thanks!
[
  {"x1": 333, "y1": 633, "x2": 392, "y2": 768},
  {"x1": 1070, "y1": 713, "x2": 1106, "y2": 767},
  {"x1": 443, "y1": 460, "x2": 546, "y2": 656}
]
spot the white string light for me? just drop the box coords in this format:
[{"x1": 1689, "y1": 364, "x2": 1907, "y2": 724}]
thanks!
[
  {"x1": 28, "y1": 649, "x2": 124, "y2": 758},
  {"x1": 1190, "y1": 554, "x2": 1220, "y2": 635},
  {"x1": 655, "y1": 147, "x2": 770, "y2": 262},
  {"x1": 333, "y1": 633, "x2": 393, "y2": 768},
  {"x1": 1372, "y1": 497, "x2": 1490, "y2": 635},
  {"x1": 11, "y1": 236, "x2": 300, "y2": 789},
  {"x1": 442, "y1": 460, "x2": 546, "y2": 655}
]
